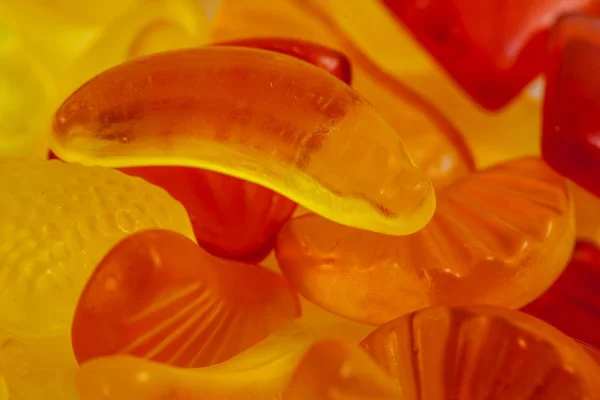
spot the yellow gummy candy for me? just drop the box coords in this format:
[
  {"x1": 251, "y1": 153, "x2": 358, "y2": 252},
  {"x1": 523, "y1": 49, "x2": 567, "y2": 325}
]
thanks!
[{"x1": 0, "y1": 159, "x2": 195, "y2": 337}]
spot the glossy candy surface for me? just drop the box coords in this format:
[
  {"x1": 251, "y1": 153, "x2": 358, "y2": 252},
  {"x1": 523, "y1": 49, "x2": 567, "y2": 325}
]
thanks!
[
  {"x1": 522, "y1": 242, "x2": 600, "y2": 349},
  {"x1": 211, "y1": 0, "x2": 475, "y2": 190},
  {"x1": 75, "y1": 315, "x2": 372, "y2": 400},
  {"x1": 120, "y1": 167, "x2": 296, "y2": 261},
  {"x1": 72, "y1": 229, "x2": 300, "y2": 367},
  {"x1": 0, "y1": 160, "x2": 194, "y2": 336},
  {"x1": 117, "y1": 39, "x2": 351, "y2": 261},
  {"x1": 52, "y1": 47, "x2": 436, "y2": 235},
  {"x1": 542, "y1": 14, "x2": 600, "y2": 198},
  {"x1": 276, "y1": 158, "x2": 574, "y2": 325},
  {"x1": 381, "y1": 0, "x2": 600, "y2": 110},
  {"x1": 282, "y1": 340, "x2": 400, "y2": 400},
  {"x1": 360, "y1": 306, "x2": 600, "y2": 398},
  {"x1": 217, "y1": 38, "x2": 352, "y2": 84}
]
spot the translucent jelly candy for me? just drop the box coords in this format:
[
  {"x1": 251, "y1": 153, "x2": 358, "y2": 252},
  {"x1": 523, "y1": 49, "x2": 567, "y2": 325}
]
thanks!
[
  {"x1": 282, "y1": 340, "x2": 400, "y2": 400},
  {"x1": 0, "y1": 159, "x2": 194, "y2": 336},
  {"x1": 360, "y1": 306, "x2": 600, "y2": 398},
  {"x1": 119, "y1": 167, "x2": 296, "y2": 262},
  {"x1": 52, "y1": 47, "x2": 436, "y2": 236},
  {"x1": 210, "y1": 0, "x2": 475, "y2": 189},
  {"x1": 380, "y1": 0, "x2": 600, "y2": 110},
  {"x1": 114, "y1": 39, "x2": 350, "y2": 261},
  {"x1": 75, "y1": 318, "x2": 371, "y2": 400},
  {"x1": 72, "y1": 229, "x2": 300, "y2": 367},
  {"x1": 217, "y1": 38, "x2": 352, "y2": 84},
  {"x1": 543, "y1": 14, "x2": 600, "y2": 198},
  {"x1": 276, "y1": 157, "x2": 574, "y2": 325},
  {"x1": 522, "y1": 242, "x2": 600, "y2": 349},
  {"x1": 571, "y1": 182, "x2": 600, "y2": 245}
]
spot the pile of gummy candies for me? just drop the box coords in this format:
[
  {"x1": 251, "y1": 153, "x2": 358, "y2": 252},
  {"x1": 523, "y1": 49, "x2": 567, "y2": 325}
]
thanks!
[{"x1": 1, "y1": 0, "x2": 600, "y2": 399}]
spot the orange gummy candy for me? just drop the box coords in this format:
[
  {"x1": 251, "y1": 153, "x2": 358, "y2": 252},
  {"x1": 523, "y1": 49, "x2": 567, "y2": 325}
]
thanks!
[
  {"x1": 276, "y1": 157, "x2": 574, "y2": 325},
  {"x1": 210, "y1": 0, "x2": 475, "y2": 190},
  {"x1": 71, "y1": 229, "x2": 300, "y2": 368},
  {"x1": 360, "y1": 306, "x2": 600, "y2": 399},
  {"x1": 52, "y1": 46, "x2": 435, "y2": 236}
]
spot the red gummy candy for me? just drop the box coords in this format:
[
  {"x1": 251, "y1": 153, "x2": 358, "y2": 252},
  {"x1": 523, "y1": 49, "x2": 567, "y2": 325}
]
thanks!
[
  {"x1": 542, "y1": 14, "x2": 600, "y2": 198},
  {"x1": 522, "y1": 242, "x2": 600, "y2": 349},
  {"x1": 71, "y1": 229, "x2": 301, "y2": 368},
  {"x1": 381, "y1": 0, "x2": 600, "y2": 109},
  {"x1": 216, "y1": 37, "x2": 352, "y2": 84}
]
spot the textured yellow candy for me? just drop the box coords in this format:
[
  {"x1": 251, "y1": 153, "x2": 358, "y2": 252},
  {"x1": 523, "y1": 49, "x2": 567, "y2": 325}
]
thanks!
[{"x1": 0, "y1": 159, "x2": 194, "y2": 337}]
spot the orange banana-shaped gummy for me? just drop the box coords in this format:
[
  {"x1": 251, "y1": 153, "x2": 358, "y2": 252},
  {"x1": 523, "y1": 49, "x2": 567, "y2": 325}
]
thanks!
[{"x1": 52, "y1": 47, "x2": 435, "y2": 235}]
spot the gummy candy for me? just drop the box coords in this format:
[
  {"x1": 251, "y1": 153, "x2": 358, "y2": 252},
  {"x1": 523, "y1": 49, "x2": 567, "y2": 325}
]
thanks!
[
  {"x1": 71, "y1": 229, "x2": 301, "y2": 367},
  {"x1": 282, "y1": 339, "x2": 400, "y2": 400},
  {"x1": 217, "y1": 38, "x2": 352, "y2": 84},
  {"x1": 360, "y1": 306, "x2": 600, "y2": 398},
  {"x1": 276, "y1": 157, "x2": 574, "y2": 325},
  {"x1": 119, "y1": 167, "x2": 296, "y2": 262},
  {"x1": 0, "y1": 159, "x2": 194, "y2": 336},
  {"x1": 75, "y1": 317, "x2": 371, "y2": 400},
  {"x1": 542, "y1": 14, "x2": 600, "y2": 198},
  {"x1": 522, "y1": 242, "x2": 600, "y2": 349},
  {"x1": 211, "y1": 0, "x2": 475, "y2": 190},
  {"x1": 571, "y1": 182, "x2": 600, "y2": 245},
  {"x1": 114, "y1": 39, "x2": 351, "y2": 261},
  {"x1": 52, "y1": 46, "x2": 436, "y2": 236},
  {"x1": 380, "y1": 0, "x2": 600, "y2": 110}
]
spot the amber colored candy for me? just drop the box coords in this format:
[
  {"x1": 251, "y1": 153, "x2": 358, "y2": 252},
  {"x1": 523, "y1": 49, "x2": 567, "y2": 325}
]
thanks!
[
  {"x1": 543, "y1": 14, "x2": 600, "y2": 198},
  {"x1": 282, "y1": 340, "x2": 400, "y2": 400},
  {"x1": 276, "y1": 158, "x2": 574, "y2": 325},
  {"x1": 571, "y1": 182, "x2": 600, "y2": 245},
  {"x1": 582, "y1": 342, "x2": 600, "y2": 365},
  {"x1": 211, "y1": 0, "x2": 474, "y2": 190},
  {"x1": 360, "y1": 306, "x2": 600, "y2": 398},
  {"x1": 521, "y1": 242, "x2": 600, "y2": 349},
  {"x1": 380, "y1": 0, "x2": 600, "y2": 110},
  {"x1": 52, "y1": 47, "x2": 436, "y2": 236},
  {"x1": 115, "y1": 39, "x2": 352, "y2": 261},
  {"x1": 217, "y1": 38, "x2": 352, "y2": 84},
  {"x1": 71, "y1": 229, "x2": 300, "y2": 367}
]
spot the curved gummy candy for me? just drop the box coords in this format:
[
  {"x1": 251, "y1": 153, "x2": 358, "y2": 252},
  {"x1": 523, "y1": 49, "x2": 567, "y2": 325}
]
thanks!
[
  {"x1": 276, "y1": 158, "x2": 574, "y2": 325},
  {"x1": 522, "y1": 241, "x2": 600, "y2": 349},
  {"x1": 210, "y1": 0, "x2": 474, "y2": 190},
  {"x1": 72, "y1": 229, "x2": 300, "y2": 367},
  {"x1": 52, "y1": 47, "x2": 435, "y2": 236},
  {"x1": 282, "y1": 339, "x2": 400, "y2": 400},
  {"x1": 75, "y1": 317, "x2": 372, "y2": 400},
  {"x1": 0, "y1": 159, "x2": 194, "y2": 336},
  {"x1": 360, "y1": 306, "x2": 600, "y2": 398},
  {"x1": 217, "y1": 37, "x2": 352, "y2": 84},
  {"x1": 571, "y1": 182, "x2": 600, "y2": 245},
  {"x1": 115, "y1": 39, "x2": 350, "y2": 261}
]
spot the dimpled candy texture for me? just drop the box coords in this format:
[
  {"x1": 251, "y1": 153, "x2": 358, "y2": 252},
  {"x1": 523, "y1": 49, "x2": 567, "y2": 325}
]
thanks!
[
  {"x1": 0, "y1": 159, "x2": 195, "y2": 336},
  {"x1": 542, "y1": 14, "x2": 600, "y2": 198},
  {"x1": 522, "y1": 242, "x2": 600, "y2": 349},
  {"x1": 51, "y1": 46, "x2": 435, "y2": 236},
  {"x1": 71, "y1": 229, "x2": 301, "y2": 368},
  {"x1": 276, "y1": 157, "x2": 575, "y2": 325},
  {"x1": 380, "y1": 0, "x2": 600, "y2": 110},
  {"x1": 361, "y1": 306, "x2": 600, "y2": 399}
]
